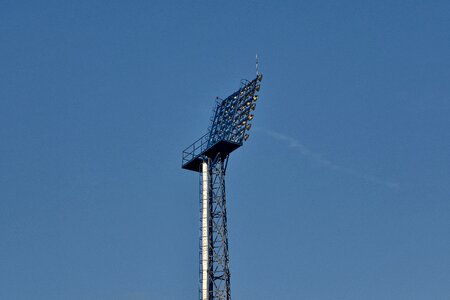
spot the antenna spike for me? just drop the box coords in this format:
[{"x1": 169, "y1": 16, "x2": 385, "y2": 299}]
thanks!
[{"x1": 256, "y1": 54, "x2": 259, "y2": 76}]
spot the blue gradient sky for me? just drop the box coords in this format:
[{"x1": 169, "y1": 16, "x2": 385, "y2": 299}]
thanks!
[{"x1": 1, "y1": 1, "x2": 449, "y2": 299}]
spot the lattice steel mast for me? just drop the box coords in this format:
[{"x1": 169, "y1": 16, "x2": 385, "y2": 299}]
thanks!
[{"x1": 182, "y1": 71, "x2": 263, "y2": 300}]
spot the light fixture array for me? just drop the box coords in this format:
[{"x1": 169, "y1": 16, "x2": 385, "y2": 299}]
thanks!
[{"x1": 208, "y1": 74, "x2": 263, "y2": 146}]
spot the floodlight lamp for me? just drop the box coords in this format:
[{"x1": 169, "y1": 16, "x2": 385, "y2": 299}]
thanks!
[
  {"x1": 244, "y1": 134, "x2": 250, "y2": 141},
  {"x1": 246, "y1": 101, "x2": 252, "y2": 106},
  {"x1": 242, "y1": 120, "x2": 247, "y2": 125},
  {"x1": 246, "y1": 124, "x2": 252, "y2": 130},
  {"x1": 255, "y1": 85, "x2": 260, "y2": 91},
  {"x1": 250, "y1": 103, "x2": 256, "y2": 111},
  {"x1": 248, "y1": 114, "x2": 254, "y2": 121},
  {"x1": 253, "y1": 95, "x2": 258, "y2": 101}
]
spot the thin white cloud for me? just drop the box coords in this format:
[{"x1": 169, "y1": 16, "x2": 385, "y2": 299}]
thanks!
[{"x1": 257, "y1": 128, "x2": 400, "y2": 189}]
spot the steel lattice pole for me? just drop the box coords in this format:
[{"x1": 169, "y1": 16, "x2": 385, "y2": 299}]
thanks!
[
  {"x1": 183, "y1": 72, "x2": 262, "y2": 300},
  {"x1": 200, "y1": 156, "x2": 231, "y2": 300}
]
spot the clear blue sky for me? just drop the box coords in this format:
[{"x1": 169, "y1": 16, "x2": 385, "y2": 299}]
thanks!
[{"x1": 1, "y1": 1, "x2": 449, "y2": 299}]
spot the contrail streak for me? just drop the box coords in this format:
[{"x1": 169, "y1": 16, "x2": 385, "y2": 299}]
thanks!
[{"x1": 257, "y1": 128, "x2": 400, "y2": 189}]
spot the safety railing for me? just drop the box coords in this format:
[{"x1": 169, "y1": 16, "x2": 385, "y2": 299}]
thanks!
[{"x1": 182, "y1": 133, "x2": 210, "y2": 167}]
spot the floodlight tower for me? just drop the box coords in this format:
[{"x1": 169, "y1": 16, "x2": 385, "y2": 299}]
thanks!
[{"x1": 182, "y1": 72, "x2": 263, "y2": 300}]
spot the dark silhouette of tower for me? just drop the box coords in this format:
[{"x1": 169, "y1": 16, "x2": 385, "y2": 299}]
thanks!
[{"x1": 182, "y1": 72, "x2": 263, "y2": 299}]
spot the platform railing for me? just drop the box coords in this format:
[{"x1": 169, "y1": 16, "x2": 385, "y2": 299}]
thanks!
[{"x1": 182, "y1": 133, "x2": 210, "y2": 167}]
